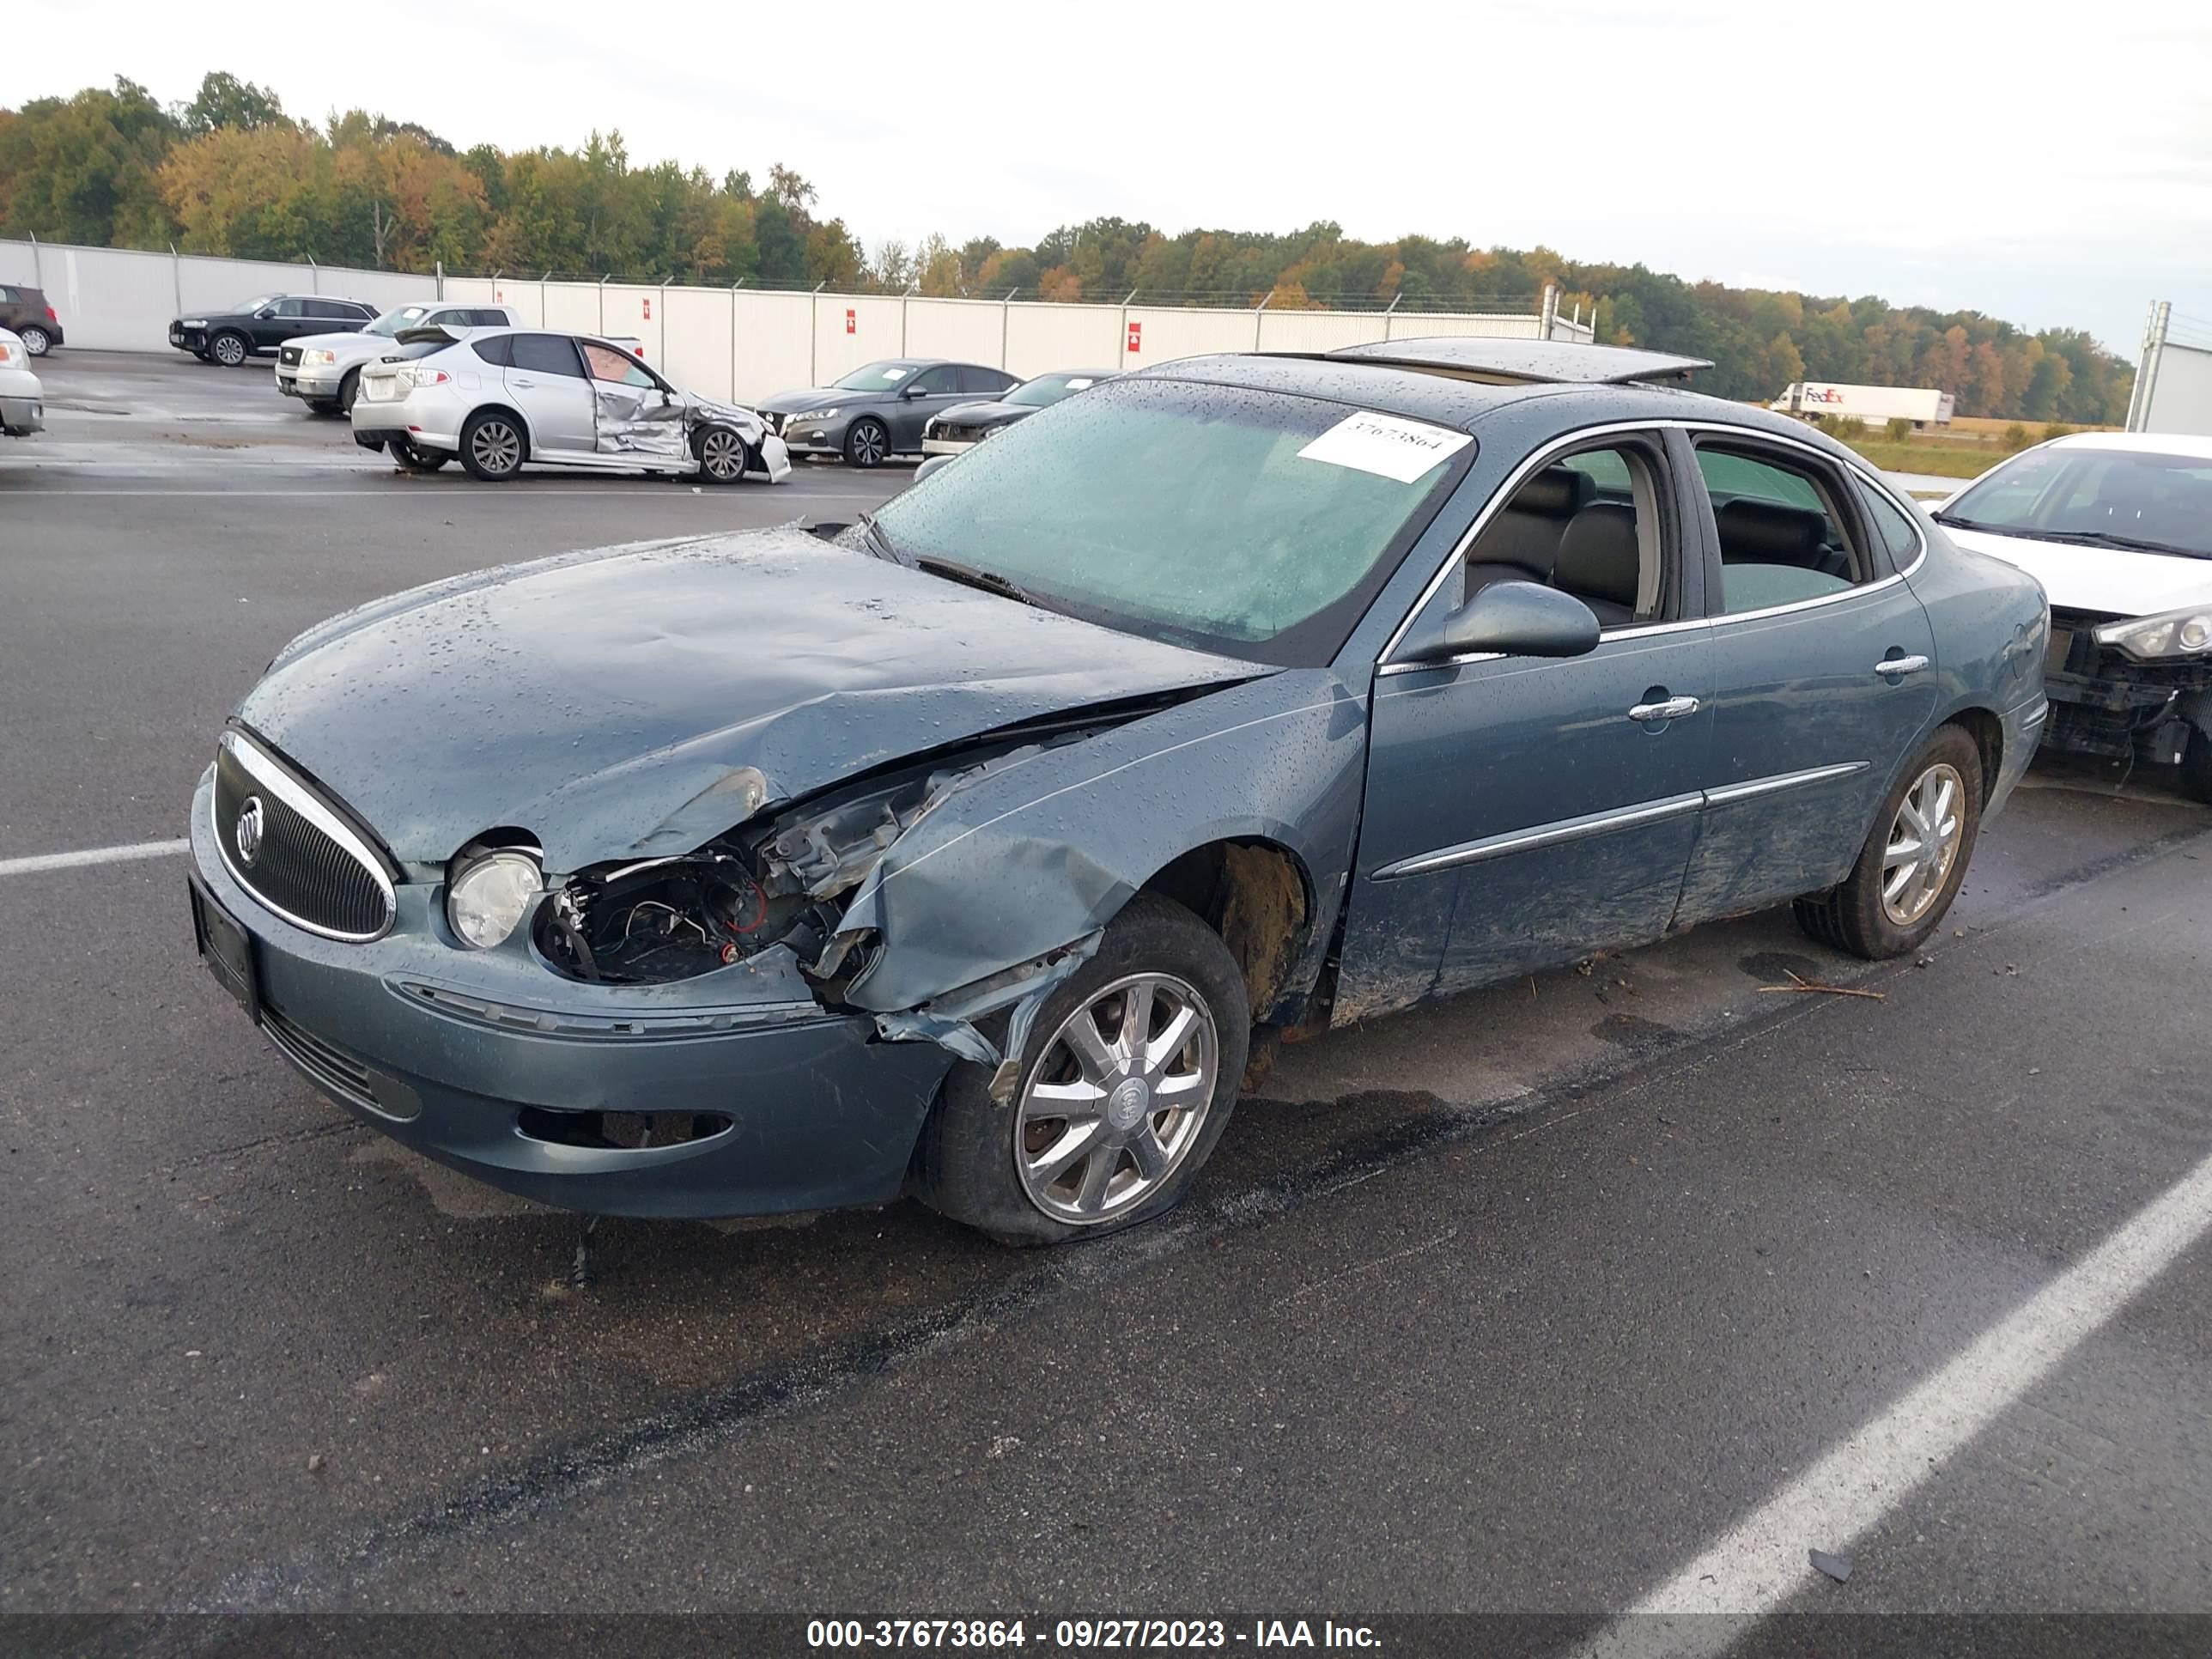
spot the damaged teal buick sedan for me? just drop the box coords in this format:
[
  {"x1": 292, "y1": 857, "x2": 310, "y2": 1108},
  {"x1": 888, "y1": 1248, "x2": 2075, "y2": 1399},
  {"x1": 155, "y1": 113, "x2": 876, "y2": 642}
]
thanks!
[{"x1": 188, "y1": 340, "x2": 2049, "y2": 1243}]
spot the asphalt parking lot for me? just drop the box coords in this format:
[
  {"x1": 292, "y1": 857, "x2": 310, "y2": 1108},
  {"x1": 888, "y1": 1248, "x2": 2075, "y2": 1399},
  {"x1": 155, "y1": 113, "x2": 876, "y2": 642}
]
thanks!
[{"x1": 4, "y1": 352, "x2": 2209, "y2": 1648}]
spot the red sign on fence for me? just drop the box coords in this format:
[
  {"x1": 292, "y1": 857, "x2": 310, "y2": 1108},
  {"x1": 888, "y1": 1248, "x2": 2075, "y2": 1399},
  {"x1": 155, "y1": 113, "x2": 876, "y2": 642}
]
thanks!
[
  {"x1": 642, "y1": 296, "x2": 652, "y2": 320},
  {"x1": 1126, "y1": 320, "x2": 1142, "y2": 354},
  {"x1": 846, "y1": 308, "x2": 857, "y2": 335}
]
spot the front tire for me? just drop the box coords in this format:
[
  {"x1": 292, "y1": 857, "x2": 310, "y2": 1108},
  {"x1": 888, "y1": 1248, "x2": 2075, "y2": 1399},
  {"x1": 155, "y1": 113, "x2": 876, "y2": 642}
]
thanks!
[
  {"x1": 17, "y1": 325, "x2": 50, "y2": 356},
  {"x1": 337, "y1": 368, "x2": 362, "y2": 416},
  {"x1": 210, "y1": 331, "x2": 249, "y2": 368},
  {"x1": 459, "y1": 410, "x2": 526, "y2": 482},
  {"x1": 844, "y1": 417, "x2": 889, "y2": 469},
  {"x1": 1796, "y1": 725, "x2": 1983, "y2": 960},
  {"x1": 695, "y1": 424, "x2": 751, "y2": 484},
  {"x1": 913, "y1": 895, "x2": 1249, "y2": 1246},
  {"x1": 2177, "y1": 729, "x2": 2212, "y2": 805}
]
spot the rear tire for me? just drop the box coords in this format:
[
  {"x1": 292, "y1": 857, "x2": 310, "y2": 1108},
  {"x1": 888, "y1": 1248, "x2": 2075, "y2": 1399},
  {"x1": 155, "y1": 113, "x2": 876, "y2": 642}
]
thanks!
[
  {"x1": 459, "y1": 410, "x2": 526, "y2": 482},
  {"x1": 913, "y1": 895, "x2": 1249, "y2": 1247},
  {"x1": 17, "y1": 325, "x2": 51, "y2": 356},
  {"x1": 694, "y1": 424, "x2": 751, "y2": 485},
  {"x1": 210, "y1": 331, "x2": 248, "y2": 368},
  {"x1": 1796, "y1": 724, "x2": 1983, "y2": 960},
  {"x1": 2179, "y1": 729, "x2": 2212, "y2": 805},
  {"x1": 392, "y1": 440, "x2": 448, "y2": 474}
]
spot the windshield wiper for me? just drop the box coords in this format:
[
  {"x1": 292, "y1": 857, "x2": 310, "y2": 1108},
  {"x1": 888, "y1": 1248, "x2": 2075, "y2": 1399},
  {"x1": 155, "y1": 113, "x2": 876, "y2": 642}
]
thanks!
[
  {"x1": 1931, "y1": 511, "x2": 1997, "y2": 531},
  {"x1": 912, "y1": 555, "x2": 1045, "y2": 609},
  {"x1": 2016, "y1": 529, "x2": 2210, "y2": 559},
  {"x1": 854, "y1": 512, "x2": 910, "y2": 566}
]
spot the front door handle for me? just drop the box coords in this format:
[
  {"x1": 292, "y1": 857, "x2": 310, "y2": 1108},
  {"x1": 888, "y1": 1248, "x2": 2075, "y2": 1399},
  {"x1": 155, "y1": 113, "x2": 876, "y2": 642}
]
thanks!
[
  {"x1": 1628, "y1": 696, "x2": 1700, "y2": 724},
  {"x1": 1875, "y1": 654, "x2": 1930, "y2": 678}
]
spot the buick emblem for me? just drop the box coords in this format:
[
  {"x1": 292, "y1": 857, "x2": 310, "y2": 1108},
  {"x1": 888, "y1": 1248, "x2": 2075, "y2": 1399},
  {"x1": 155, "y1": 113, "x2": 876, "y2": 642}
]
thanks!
[{"x1": 235, "y1": 796, "x2": 266, "y2": 866}]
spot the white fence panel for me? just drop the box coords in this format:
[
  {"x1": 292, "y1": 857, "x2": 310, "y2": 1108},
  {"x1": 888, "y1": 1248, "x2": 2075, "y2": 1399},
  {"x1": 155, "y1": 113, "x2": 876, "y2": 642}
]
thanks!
[
  {"x1": 11, "y1": 244, "x2": 177, "y2": 350},
  {"x1": 1256, "y1": 311, "x2": 1388, "y2": 355},
  {"x1": 1123, "y1": 307, "x2": 1260, "y2": 368},
  {"x1": 813, "y1": 295, "x2": 907, "y2": 384},
  {"x1": 903, "y1": 299, "x2": 1004, "y2": 367},
  {"x1": 734, "y1": 291, "x2": 817, "y2": 401},
  {"x1": 542, "y1": 280, "x2": 602, "y2": 337},
  {"x1": 1388, "y1": 311, "x2": 1542, "y2": 342},
  {"x1": 603, "y1": 283, "x2": 662, "y2": 364},
  {"x1": 1005, "y1": 304, "x2": 1123, "y2": 377},
  {"x1": 663, "y1": 286, "x2": 734, "y2": 401},
  {"x1": 2138, "y1": 341, "x2": 2212, "y2": 437}
]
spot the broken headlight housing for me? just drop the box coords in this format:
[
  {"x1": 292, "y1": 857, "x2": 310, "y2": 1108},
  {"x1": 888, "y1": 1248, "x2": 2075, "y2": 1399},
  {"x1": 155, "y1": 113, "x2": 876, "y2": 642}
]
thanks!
[
  {"x1": 448, "y1": 848, "x2": 543, "y2": 948},
  {"x1": 2094, "y1": 605, "x2": 2212, "y2": 662}
]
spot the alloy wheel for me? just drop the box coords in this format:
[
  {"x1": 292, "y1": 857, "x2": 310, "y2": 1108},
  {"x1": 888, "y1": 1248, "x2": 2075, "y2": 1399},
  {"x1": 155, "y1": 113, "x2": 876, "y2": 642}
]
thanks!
[
  {"x1": 470, "y1": 419, "x2": 522, "y2": 477},
  {"x1": 212, "y1": 334, "x2": 246, "y2": 367},
  {"x1": 848, "y1": 422, "x2": 886, "y2": 467},
  {"x1": 1881, "y1": 761, "x2": 1965, "y2": 926},
  {"x1": 1015, "y1": 973, "x2": 1219, "y2": 1224},
  {"x1": 701, "y1": 428, "x2": 745, "y2": 481}
]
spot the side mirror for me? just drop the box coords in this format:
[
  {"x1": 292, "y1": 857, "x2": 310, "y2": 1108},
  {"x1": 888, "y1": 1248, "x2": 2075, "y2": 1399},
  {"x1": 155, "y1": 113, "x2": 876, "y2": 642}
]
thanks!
[
  {"x1": 901, "y1": 383, "x2": 932, "y2": 399},
  {"x1": 915, "y1": 453, "x2": 957, "y2": 483},
  {"x1": 255, "y1": 307, "x2": 277, "y2": 319},
  {"x1": 1396, "y1": 580, "x2": 1601, "y2": 665}
]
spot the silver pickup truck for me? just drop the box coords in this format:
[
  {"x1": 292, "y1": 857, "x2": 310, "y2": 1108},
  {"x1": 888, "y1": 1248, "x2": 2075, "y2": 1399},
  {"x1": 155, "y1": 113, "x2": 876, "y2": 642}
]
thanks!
[{"x1": 276, "y1": 301, "x2": 523, "y2": 416}]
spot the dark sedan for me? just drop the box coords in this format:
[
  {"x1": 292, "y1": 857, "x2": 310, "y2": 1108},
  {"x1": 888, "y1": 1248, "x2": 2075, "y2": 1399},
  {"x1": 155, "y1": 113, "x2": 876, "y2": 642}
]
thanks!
[
  {"x1": 757, "y1": 358, "x2": 1019, "y2": 466},
  {"x1": 169, "y1": 294, "x2": 378, "y2": 366},
  {"x1": 922, "y1": 368, "x2": 1115, "y2": 455},
  {"x1": 188, "y1": 339, "x2": 2047, "y2": 1245}
]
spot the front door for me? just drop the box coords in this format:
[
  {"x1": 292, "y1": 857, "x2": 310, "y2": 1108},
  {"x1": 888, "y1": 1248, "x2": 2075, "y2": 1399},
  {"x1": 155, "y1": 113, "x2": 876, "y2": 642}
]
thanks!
[
  {"x1": 580, "y1": 338, "x2": 689, "y2": 464},
  {"x1": 502, "y1": 333, "x2": 599, "y2": 458},
  {"x1": 1337, "y1": 433, "x2": 1717, "y2": 1019},
  {"x1": 1672, "y1": 440, "x2": 1941, "y2": 926}
]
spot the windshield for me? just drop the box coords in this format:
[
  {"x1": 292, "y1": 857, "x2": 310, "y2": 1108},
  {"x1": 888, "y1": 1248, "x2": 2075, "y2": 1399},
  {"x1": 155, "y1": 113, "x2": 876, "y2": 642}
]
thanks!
[
  {"x1": 1003, "y1": 372, "x2": 1102, "y2": 409},
  {"x1": 862, "y1": 379, "x2": 1472, "y2": 665},
  {"x1": 365, "y1": 305, "x2": 432, "y2": 337},
  {"x1": 831, "y1": 361, "x2": 916, "y2": 391},
  {"x1": 1942, "y1": 446, "x2": 2212, "y2": 559}
]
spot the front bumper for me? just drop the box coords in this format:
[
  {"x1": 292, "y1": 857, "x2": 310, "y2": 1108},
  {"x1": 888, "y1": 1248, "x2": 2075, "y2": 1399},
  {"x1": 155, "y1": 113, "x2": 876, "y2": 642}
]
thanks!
[
  {"x1": 277, "y1": 364, "x2": 345, "y2": 400},
  {"x1": 188, "y1": 769, "x2": 954, "y2": 1218},
  {"x1": 921, "y1": 436, "x2": 976, "y2": 456},
  {"x1": 170, "y1": 325, "x2": 208, "y2": 354},
  {"x1": 769, "y1": 412, "x2": 849, "y2": 454},
  {"x1": 0, "y1": 391, "x2": 41, "y2": 435},
  {"x1": 2036, "y1": 618, "x2": 2212, "y2": 764}
]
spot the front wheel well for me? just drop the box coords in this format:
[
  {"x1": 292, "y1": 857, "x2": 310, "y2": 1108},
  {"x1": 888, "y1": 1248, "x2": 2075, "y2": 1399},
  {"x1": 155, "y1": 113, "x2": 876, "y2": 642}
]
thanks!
[{"x1": 1139, "y1": 839, "x2": 1313, "y2": 1024}]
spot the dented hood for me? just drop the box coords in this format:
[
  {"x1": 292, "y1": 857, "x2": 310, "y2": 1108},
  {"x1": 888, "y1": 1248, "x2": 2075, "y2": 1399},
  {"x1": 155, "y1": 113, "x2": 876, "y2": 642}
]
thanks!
[{"x1": 237, "y1": 529, "x2": 1262, "y2": 870}]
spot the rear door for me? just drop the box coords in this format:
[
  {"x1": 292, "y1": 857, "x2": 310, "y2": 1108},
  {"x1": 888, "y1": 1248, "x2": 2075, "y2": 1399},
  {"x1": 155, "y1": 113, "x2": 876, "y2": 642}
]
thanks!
[
  {"x1": 502, "y1": 334, "x2": 598, "y2": 458},
  {"x1": 1671, "y1": 434, "x2": 1940, "y2": 927},
  {"x1": 1338, "y1": 429, "x2": 1716, "y2": 1017},
  {"x1": 888, "y1": 363, "x2": 964, "y2": 448}
]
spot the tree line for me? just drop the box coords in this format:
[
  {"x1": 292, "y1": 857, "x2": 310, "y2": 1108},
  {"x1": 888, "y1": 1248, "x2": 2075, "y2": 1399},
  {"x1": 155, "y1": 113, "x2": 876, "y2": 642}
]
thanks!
[{"x1": 0, "y1": 75, "x2": 2132, "y2": 424}]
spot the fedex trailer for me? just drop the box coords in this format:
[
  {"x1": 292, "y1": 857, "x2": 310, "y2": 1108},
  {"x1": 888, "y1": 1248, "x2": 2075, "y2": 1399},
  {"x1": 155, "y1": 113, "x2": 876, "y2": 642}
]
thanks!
[{"x1": 1770, "y1": 381, "x2": 1956, "y2": 428}]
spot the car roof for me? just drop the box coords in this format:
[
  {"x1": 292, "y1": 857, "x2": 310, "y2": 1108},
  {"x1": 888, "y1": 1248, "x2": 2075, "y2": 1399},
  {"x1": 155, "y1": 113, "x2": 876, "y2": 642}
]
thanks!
[
  {"x1": 1322, "y1": 337, "x2": 1713, "y2": 384},
  {"x1": 2042, "y1": 429, "x2": 2212, "y2": 462}
]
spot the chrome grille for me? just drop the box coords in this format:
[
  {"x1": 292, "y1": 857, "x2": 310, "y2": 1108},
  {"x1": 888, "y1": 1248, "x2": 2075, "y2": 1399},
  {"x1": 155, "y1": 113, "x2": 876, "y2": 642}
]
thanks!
[
  {"x1": 264, "y1": 1006, "x2": 376, "y2": 1114},
  {"x1": 213, "y1": 732, "x2": 396, "y2": 942}
]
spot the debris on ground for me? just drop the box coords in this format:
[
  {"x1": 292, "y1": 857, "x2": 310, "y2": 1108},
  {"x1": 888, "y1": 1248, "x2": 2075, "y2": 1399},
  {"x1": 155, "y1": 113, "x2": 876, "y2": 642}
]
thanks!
[
  {"x1": 306, "y1": 1454, "x2": 324, "y2": 1474},
  {"x1": 1759, "y1": 969, "x2": 1886, "y2": 1000},
  {"x1": 1809, "y1": 1548, "x2": 1855, "y2": 1583}
]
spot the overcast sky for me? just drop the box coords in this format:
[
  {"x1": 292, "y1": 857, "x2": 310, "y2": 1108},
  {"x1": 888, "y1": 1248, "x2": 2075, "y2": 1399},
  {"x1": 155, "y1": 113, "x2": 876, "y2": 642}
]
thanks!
[{"x1": 10, "y1": 0, "x2": 2209, "y2": 355}]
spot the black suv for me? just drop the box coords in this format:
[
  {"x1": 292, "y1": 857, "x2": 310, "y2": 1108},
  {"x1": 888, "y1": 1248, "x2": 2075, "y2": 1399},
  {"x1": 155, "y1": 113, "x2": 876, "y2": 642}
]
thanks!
[
  {"x1": 170, "y1": 295, "x2": 378, "y2": 366},
  {"x1": 0, "y1": 283, "x2": 64, "y2": 356}
]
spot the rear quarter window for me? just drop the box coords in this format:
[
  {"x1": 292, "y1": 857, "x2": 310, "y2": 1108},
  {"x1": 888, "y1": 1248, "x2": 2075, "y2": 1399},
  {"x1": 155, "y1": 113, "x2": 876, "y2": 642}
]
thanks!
[{"x1": 471, "y1": 335, "x2": 514, "y2": 368}]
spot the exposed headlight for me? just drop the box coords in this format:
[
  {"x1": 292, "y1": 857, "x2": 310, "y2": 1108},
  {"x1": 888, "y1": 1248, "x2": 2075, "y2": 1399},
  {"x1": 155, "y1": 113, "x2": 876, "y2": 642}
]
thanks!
[
  {"x1": 799, "y1": 407, "x2": 840, "y2": 424},
  {"x1": 2094, "y1": 605, "x2": 2212, "y2": 661},
  {"x1": 447, "y1": 848, "x2": 542, "y2": 948},
  {"x1": 302, "y1": 348, "x2": 338, "y2": 366}
]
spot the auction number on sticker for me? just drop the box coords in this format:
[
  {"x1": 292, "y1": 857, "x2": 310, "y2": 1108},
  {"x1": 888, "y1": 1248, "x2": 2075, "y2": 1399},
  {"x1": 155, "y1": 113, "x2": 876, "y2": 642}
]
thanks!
[{"x1": 807, "y1": 1620, "x2": 1029, "y2": 1648}]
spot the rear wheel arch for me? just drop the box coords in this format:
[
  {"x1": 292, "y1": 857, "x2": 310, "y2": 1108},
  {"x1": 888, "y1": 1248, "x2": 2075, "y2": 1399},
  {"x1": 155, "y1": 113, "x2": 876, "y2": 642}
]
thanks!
[{"x1": 1944, "y1": 707, "x2": 2002, "y2": 795}]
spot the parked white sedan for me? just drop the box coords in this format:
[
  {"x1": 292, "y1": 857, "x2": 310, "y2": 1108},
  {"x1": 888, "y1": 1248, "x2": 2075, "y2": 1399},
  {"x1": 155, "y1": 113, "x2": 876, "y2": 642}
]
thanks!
[
  {"x1": 351, "y1": 325, "x2": 790, "y2": 484},
  {"x1": 1934, "y1": 431, "x2": 2212, "y2": 798},
  {"x1": 0, "y1": 327, "x2": 43, "y2": 437}
]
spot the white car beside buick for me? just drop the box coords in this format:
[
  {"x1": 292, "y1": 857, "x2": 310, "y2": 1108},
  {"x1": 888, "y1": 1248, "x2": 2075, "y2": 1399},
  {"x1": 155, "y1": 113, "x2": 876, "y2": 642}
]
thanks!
[
  {"x1": 277, "y1": 301, "x2": 522, "y2": 416},
  {"x1": 0, "y1": 326, "x2": 43, "y2": 438},
  {"x1": 1933, "y1": 431, "x2": 2212, "y2": 798}
]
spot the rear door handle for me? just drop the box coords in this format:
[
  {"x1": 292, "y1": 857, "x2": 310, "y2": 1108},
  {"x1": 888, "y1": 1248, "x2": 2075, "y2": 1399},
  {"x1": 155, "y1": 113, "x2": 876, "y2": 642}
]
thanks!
[
  {"x1": 1874, "y1": 654, "x2": 1930, "y2": 678},
  {"x1": 1628, "y1": 696, "x2": 1700, "y2": 724}
]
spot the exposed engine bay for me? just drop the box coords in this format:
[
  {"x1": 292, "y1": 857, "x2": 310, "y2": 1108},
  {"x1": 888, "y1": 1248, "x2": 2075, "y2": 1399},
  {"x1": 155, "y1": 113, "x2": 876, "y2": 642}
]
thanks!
[{"x1": 538, "y1": 750, "x2": 1012, "y2": 988}]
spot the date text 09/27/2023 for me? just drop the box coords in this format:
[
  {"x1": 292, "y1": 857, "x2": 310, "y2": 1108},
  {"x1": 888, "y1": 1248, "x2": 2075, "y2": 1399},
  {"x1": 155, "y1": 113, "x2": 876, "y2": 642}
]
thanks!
[{"x1": 805, "y1": 1619, "x2": 1382, "y2": 1650}]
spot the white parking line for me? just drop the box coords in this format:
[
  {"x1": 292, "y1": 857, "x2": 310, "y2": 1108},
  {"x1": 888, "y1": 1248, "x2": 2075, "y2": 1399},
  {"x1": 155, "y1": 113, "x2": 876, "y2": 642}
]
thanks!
[
  {"x1": 1582, "y1": 1143, "x2": 2212, "y2": 1655},
  {"x1": 1, "y1": 487, "x2": 884, "y2": 500},
  {"x1": 0, "y1": 839, "x2": 191, "y2": 877}
]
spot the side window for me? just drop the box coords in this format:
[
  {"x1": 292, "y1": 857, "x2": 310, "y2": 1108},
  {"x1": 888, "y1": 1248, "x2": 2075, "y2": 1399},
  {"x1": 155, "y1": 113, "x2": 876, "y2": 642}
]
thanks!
[
  {"x1": 471, "y1": 334, "x2": 514, "y2": 368},
  {"x1": 1857, "y1": 480, "x2": 1923, "y2": 567},
  {"x1": 907, "y1": 365, "x2": 956, "y2": 395},
  {"x1": 582, "y1": 341, "x2": 657, "y2": 387},
  {"x1": 508, "y1": 334, "x2": 585, "y2": 378},
  {"x1": 964, "y1": 366, "x2": 1017, "y2": 394},
  {"x1": 1462, "y1": 441, "x2": 1674, "y2": 628},
  {"x1": 471, "y1": 309, "x2": 511, "y2": 327},
  {"x1": 0, "y1": 286, "x2": 17, "y2": 302},
  {"x1": 273, "y1": 297, "x2": 309, "y2": 318},
  {"x1": 1696, "y1": 446, "x2": 1870, "y2": 616},
  {"x1": 304, "y1": 300, "x2": 349, "y2": 320}
]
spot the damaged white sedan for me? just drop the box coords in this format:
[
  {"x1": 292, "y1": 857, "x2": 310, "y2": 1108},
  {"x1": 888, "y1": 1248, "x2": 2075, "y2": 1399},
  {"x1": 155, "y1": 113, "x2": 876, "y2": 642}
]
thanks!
[{"x1": 351, "y1": 325, "x2": 790, "y2": 484}]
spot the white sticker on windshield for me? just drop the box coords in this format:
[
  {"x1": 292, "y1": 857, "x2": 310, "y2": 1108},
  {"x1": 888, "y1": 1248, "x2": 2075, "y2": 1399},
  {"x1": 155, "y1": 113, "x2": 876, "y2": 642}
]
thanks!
[
  {"x1": 881, "y1": 366, "x2": 908, "y2": 381},
  {"x1": 1297, "y1": 410, "x2": 1472, "y2": 484},
  {"x1": 1065, "y1": 378, "x2": 1095, "y2": 390}
]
